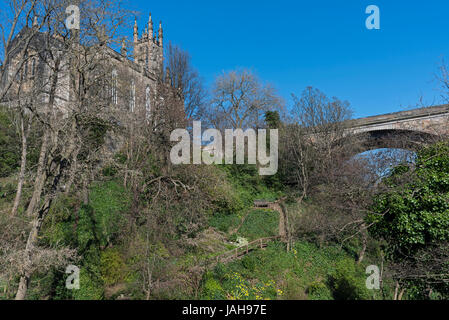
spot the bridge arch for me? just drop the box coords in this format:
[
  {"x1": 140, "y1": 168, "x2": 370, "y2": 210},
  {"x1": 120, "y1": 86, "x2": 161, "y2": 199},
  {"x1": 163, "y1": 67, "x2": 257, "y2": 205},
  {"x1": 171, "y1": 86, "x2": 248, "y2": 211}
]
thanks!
[{"x1": 340, "y1": 128, "x2": 439, "y2": 157}]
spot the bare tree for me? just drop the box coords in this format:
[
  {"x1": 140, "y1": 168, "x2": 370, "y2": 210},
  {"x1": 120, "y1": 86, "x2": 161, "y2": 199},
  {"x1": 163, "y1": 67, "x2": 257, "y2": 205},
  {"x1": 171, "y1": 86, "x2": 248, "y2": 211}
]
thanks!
[
  {"x1": 279, "y1": 87, "x2": 367, "y2": 251},
  {"x1": 436, "y1": 59, "x2": 449, "y2": 104},
  {"x1": 0, "y1": 0, "x2": 132, "y2": 299},
  {"x1": 9, "y1": 103, "x2": 32, "y2": 216},
  {"x1": 1, "y1": 46, "x2": 36, "y2": 216},
  {"x1": 208, "y1": 69, "x2": 283, "y2": 130},
  {"x1": 165, "y1": 42, "x2": 206, "y2": 122},
  {"x1": 280, "y1": 87, "x2": 353, "y2": 194},
  {"x1": 0, "y1": 1, "x2": 60, "y2": 218}
]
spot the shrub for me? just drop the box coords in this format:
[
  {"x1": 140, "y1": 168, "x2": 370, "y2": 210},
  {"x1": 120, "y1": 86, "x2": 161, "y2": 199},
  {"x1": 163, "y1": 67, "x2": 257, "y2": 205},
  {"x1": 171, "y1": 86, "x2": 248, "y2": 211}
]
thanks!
[
  {"x1": 88, "y1": 181, "x2": 131, "y2": 248},
  {"x1": 72, "y1": 268, "x2": 104, "y2": 300},
  {"x1": 0, "y1": 181, "x2": 16, "y2": 201},
  {"x1": 222, "y1": 272, "x2": 280, "y2": 300},
  {"x1": 100, "y1": 249, "x2": 126, "y2": 286},
  {"x1": 209, "y1": 213, "x2": 240, "y2": 233},
  {"x1": 306, "y1": 280, "x2": 332, "y2": 300},
  {"x1": 241, "y1": 254, "x2": 258, "y2": 272},
  {"x1": 328, "y1": 258, "x2": 371, "y2": 300},
  {"x1": 202, "y1": 275, "x2": 225, "y2": 300},
  {"x1": 101, "y1": 165, "x2": 117, "y2": 177}
]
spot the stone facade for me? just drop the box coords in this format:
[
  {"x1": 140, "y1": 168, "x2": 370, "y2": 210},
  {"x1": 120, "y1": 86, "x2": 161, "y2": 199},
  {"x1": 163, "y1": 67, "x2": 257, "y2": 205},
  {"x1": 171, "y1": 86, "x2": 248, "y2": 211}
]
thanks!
[
  {"x1": 0, "y1": 13, "x2": 167, "y2": 124},
  {"x1": 343, "y1": 104, "x2": 449, "y2": 151},
  {"x1": 133, "y1": 14, "x2": 164, "y2": 75},
  {"x1": 346, "y1": 104, "x2": 449, "y2": 137}
]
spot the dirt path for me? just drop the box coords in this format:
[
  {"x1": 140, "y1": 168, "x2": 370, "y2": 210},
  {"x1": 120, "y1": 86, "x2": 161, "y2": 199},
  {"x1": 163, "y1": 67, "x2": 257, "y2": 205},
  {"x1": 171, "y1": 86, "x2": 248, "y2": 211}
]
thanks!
[
  {"x1": 268, "y1": 202, "x2": 286, "y2": 240},
  {"x1": 264, "y1": 199, "x2": 287, "y2": 241}
]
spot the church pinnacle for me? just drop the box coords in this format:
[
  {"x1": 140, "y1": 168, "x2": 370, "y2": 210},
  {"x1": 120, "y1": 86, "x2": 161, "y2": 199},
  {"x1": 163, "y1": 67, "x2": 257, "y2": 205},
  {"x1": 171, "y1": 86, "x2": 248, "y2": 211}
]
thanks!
[
  {"x1": 158, "y1": 21, "x2": 163, "y2": 47},
  {"x1": 148, "y1": 13, "x2": 153, "y2": 41},
  {"x1": 133, "y1": 18, "x2": 138, "y2": 43}
]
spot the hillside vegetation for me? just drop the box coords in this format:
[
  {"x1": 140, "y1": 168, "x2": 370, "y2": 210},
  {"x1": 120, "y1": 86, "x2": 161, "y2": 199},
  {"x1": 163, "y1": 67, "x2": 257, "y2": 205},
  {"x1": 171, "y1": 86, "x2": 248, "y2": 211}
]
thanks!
[
  {"x1": 2, "y1": 102, "x2": 448, "y2": 300},
  {"x1": 1, "y1": 4, "x2": 448, "y2": 298}
]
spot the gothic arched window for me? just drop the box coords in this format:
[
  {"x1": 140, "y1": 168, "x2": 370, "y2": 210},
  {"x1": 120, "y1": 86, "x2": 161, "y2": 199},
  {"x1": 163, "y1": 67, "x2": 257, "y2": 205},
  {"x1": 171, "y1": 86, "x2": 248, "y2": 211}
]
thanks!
[
  {"x1": 111, "y1": 69, "x2": 118, "y2": 104},
  {"x1": 23, "y1": 60, "x2": 28, "y2": 78},
  {"x1": 130, "y1": 80, "x2": 135, "y2": 112},
  {"x1": 145, "y1": 85, "x2": 151, "y2": 119},
  {"x1": 31, "y1": 58, "x2": 36, "y2": 78}
]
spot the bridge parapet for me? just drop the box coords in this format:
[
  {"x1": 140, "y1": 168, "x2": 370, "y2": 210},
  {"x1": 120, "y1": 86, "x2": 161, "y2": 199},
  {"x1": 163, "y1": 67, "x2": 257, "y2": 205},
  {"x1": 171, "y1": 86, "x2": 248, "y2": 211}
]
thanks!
[{"x1": 345, "y1": 104, "x2": 449, "y2": 136}]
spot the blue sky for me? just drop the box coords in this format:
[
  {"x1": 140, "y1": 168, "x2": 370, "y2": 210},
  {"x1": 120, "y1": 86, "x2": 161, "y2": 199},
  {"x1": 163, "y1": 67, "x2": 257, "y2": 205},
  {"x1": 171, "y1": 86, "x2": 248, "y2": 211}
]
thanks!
[{"x1": 132, "y1": 0, "x2": 447, "y2": 118}]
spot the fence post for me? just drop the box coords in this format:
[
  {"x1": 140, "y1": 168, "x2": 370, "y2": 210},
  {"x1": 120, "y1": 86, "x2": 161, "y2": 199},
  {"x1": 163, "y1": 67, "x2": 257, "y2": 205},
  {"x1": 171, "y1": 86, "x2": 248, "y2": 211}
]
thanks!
[{"x1": 260, "y1": 239, "x2": 263, "y2": 248}]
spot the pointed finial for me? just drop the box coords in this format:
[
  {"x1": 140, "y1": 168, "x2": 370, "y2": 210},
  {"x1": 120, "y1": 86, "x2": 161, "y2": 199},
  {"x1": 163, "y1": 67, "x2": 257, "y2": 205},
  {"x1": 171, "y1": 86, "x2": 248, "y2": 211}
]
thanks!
[
  {"x1": 158, "y1": 21, "x2": 163, "y2": 47},
  {"x1": 148, "y1": 13, "x2": 153, "y2": 40},
  {"x1": 133, "y1": 17, "x2": 138, "y2": 43},
  {"x1": 121, "y1": 39, "x2": 127, "y2": 55}
]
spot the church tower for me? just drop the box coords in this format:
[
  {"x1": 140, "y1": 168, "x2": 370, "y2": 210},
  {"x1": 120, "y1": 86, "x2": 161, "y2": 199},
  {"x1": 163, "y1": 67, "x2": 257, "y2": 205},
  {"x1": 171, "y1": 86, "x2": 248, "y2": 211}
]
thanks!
[{"x1": 132, "y1": 13, "x2": 163, "y2": 75}]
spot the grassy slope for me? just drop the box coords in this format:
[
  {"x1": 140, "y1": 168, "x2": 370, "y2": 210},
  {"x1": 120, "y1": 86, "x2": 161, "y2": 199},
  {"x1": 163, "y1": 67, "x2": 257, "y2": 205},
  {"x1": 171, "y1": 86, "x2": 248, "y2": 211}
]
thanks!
[
  {"x1": 1, "y1": 158, "x2": 379, "y2": 300},
  {"x1": 201, "y1": 209, "x2": 377, "y2": 300},
  {"x1": 199, "y1": 165, "x2": 377, "y2": 300}
]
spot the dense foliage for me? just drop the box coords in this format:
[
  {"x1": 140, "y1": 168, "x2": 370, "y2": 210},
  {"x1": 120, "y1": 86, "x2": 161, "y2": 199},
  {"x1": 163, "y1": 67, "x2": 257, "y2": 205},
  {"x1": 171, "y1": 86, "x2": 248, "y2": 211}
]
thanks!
[{"x1": 368, "y1": 142, "x2": 449, "y2": 298}]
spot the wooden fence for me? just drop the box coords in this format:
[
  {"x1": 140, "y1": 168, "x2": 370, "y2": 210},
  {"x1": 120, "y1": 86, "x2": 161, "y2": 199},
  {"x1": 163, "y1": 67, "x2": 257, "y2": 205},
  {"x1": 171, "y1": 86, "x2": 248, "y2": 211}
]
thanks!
[{"x1": 207, "y1": 236, "x2": 281, "y2": 267}]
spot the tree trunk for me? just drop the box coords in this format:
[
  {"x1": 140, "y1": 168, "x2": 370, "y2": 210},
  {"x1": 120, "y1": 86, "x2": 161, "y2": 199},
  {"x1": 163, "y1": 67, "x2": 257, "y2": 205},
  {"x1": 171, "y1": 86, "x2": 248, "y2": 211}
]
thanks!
[
  {"x1": 16, "y1": 60, "x2": 63, "y2": 298},
  {"x1": 398, "y1": 288, "x2": 406, "y2": 300},
  {"x1": 357, "y1": 224, "x2": 368, "y2": 264},
  {"x1": 15, "y1": 194, "x2": 52, "y2": 300},
  {"x1": 393, "y1": 281, "x2": 399, "y2": 300},
  {"x1": 11, "y1": 115, "x2": 31, "y2": 216},
  {"x1": 15, "y1": 141, "x2": 71, "y2": 299},
  {"x1": 15, "y1": 273, "x2": 29, "y2": 300},
  {"x1": 25, "y1": 130, "x2": 49, "y2": 217},
  {"x1": 25, "y1": 58, "x2": 61, "y2": 217}
]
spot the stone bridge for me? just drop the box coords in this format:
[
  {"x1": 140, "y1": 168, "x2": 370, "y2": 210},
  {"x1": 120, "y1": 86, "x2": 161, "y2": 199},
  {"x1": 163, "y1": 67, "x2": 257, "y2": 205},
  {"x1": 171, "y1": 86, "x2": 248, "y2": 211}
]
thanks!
[{"x1": 343, "y1": 104, "x2": 449, "y2": 151}]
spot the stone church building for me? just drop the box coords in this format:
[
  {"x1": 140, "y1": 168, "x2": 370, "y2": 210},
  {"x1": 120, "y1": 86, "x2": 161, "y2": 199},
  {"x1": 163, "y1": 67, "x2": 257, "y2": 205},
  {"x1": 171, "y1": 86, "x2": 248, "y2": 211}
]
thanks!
[{"x1": 0, "y1": 13, "x2": 181, "y2": 126}]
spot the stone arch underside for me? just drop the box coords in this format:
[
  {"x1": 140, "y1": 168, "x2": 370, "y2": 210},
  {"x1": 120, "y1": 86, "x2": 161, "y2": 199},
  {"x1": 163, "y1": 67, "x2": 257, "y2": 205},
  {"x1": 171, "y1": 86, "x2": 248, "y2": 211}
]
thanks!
[{"x1": 342, "y1": 129, "x2": 440, "y2": 156}]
